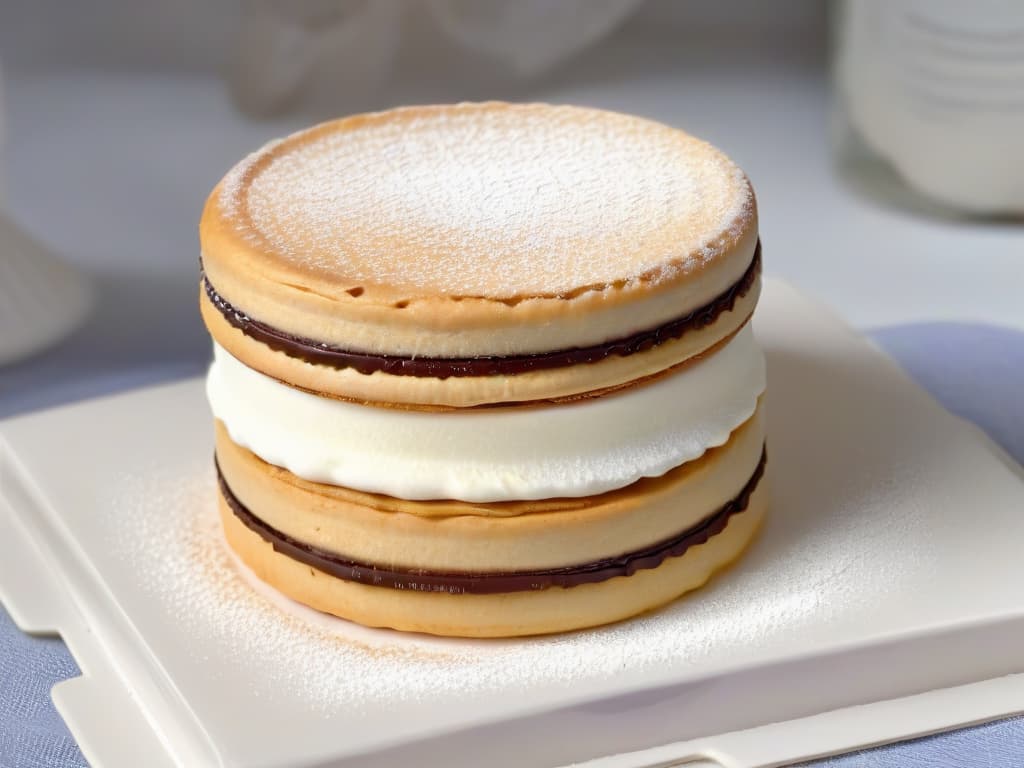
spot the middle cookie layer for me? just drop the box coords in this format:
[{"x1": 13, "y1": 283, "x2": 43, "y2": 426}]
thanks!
[
  {"x1": 207, "y1": 324, "x2": 766, "y2": 502},
  {"x1": 214, "y1": 403, "x2": 765, "y2": 574}
]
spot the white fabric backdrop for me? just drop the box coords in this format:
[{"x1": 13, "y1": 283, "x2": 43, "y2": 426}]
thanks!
[{"x1": 229, "y1": 0, "x2": 642, "y2": 114}]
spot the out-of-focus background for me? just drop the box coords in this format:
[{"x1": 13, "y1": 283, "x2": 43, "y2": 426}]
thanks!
[
  {"x1": 1, "y1": 0, "x2": 1022, "y2": 417},
  {"x1": 1, "y1": 2, "x2": 1022, "y2": 767}
]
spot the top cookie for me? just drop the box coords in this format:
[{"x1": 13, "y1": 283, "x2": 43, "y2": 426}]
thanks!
[{"x1": 200, "y1": 102, "x2": 760, "y2": 407}]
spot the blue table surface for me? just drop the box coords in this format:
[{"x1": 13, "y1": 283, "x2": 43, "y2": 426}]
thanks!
[{"x1": 1, "y1": 317, "x2": 1023, "y2": 768}]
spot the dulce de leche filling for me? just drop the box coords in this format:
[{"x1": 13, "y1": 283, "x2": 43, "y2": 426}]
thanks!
[
  {"x1": 217, "y1": 446, "x2": 766, "y2": 595},
  {"x1": 202, "y1": 241, "x2": 761, "y2": 380}
]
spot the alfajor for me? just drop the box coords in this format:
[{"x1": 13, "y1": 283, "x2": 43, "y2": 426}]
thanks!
[{"x1": 200, "y1": 102, "x2": 766, "y2": 637}]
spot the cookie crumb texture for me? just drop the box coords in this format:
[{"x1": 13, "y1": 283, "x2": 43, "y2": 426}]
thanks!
[{"x1": 218, "y1": 102, "x2": 753, "y2": 298}]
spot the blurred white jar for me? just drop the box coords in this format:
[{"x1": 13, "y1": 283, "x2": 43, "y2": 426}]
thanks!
[{"x1": 835, "y1": 0, "x2": 1024, "y2": 216}]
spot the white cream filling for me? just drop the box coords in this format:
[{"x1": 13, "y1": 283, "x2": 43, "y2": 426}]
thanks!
[{"x1": 207, "y1": 325, "x2": 766, "y2": 502}]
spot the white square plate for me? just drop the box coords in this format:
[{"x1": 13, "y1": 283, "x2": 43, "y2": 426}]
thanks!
[{"x1": 2, "y1": 280, "x2": 1023, "y2": 768}]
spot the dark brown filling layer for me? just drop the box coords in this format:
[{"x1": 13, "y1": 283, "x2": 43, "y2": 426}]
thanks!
[
  {"x1": 218, "y1": 446, "x2": 766, "y2": 595},
  {"x1": 203, "y1": 241, "x2": 761, "y2": 379}
]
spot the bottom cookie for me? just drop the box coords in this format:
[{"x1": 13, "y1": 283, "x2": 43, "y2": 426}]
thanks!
[{"x1": 219, "y1": 484, "x2": 765, "y2": 638}]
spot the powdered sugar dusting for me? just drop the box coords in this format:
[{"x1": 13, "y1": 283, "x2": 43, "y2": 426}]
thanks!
[{"x1": 219, "y1": 104, "x2": 752, "y2": 297}]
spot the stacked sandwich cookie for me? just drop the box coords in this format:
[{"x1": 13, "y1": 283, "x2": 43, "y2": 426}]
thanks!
[{"x1": 200, "y1": 102, "x2": 766, "y2": 638}]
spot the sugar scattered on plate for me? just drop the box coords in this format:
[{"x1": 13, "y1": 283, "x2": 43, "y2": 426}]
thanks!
[{"x1": 106, "y1": 457, "x2": 845, "y2": 717}]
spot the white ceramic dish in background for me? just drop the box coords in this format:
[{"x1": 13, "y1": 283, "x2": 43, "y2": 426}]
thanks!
[
  {"x1": 1, "y1": 280, "x2": 1023, "y2": 768},
  {"x1": 837, "y1": 1, "x2": 1024, "y2": 214}
]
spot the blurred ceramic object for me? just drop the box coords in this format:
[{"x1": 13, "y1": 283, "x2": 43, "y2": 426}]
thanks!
[
  {"x1": 0, "y1": 59, "x2": 91, "y2": 365},
  {"x1": 230, "y1": 0, "x2": 402, "y2": 115},
  {"x1": 836, "y1": 0, "x2": 1024, "y2": 216},
  {"x1": 229, "y1": 0, "x2": 642, "y2": 115},
  {"x1": 0, "y1": 211, "x2": 92, "y2": 365},
  {"x1": 427, "y1": 0, "x2": 641, "y2": 76}
]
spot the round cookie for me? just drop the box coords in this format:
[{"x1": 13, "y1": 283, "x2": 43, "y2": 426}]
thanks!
[
  {"x1": 216, "y1": 409, "x2": 766, "y2": 637},
  {"x1": 200, "y1": 102, "x2": 759, "y2": 408},
  {"x1": 221, "y1": 490, "x2": 764, "y2": 638},
  {"x1": 215, "y1": 404, "x2": 764, "y2": 573},
  {"x1": 200, "y1": 102, "x2": 768, "y2": 637}
]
